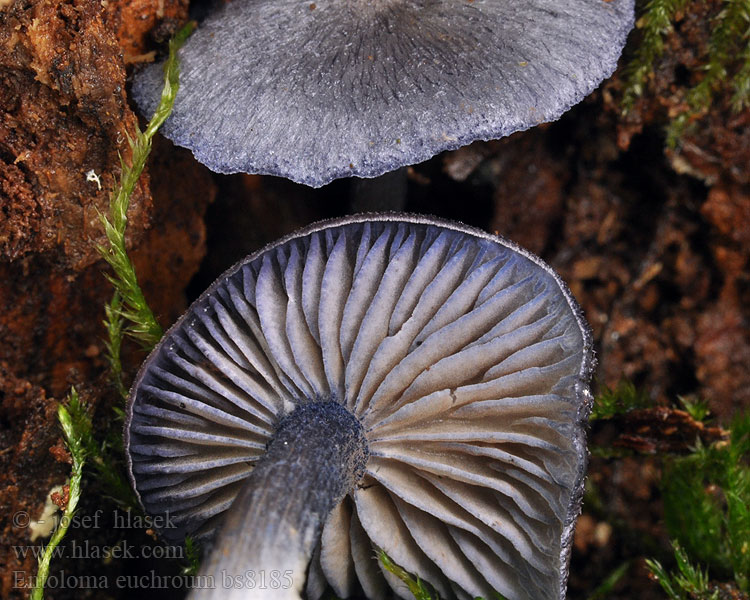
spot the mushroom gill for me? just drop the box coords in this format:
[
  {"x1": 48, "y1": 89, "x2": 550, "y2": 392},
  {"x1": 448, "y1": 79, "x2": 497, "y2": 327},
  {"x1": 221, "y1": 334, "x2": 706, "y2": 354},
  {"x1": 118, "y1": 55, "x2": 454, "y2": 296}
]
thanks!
[
  {"x1": 125, "y1": 214, "x2": 594, "y2": 600},
  {"x1": 132, "y1": 0, "x2": 635, "y2": 187}
]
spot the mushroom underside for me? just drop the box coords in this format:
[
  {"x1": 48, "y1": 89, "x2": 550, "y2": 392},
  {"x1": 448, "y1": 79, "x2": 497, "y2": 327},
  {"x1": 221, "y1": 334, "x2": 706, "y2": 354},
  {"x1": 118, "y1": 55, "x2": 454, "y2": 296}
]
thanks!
[{"x1": 126, "y1": 215, "x2": 593, "y2": 600}]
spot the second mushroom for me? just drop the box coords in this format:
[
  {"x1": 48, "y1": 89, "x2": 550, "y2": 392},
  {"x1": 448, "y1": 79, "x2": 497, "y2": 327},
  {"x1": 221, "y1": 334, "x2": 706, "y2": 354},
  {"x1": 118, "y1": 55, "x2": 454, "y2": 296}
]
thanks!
[
  {"x1": 133, "y1": 0, "x2": 635, "y2": 187},
  {"x1": 126, "y1": 215, "x2": 594, "y2": 600}
]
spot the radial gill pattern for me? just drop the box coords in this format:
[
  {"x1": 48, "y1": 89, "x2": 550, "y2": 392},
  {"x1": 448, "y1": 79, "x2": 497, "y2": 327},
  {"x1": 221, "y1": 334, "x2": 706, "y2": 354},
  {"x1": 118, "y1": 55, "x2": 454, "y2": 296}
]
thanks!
[{"x1": 126, "y1": 215, "x2": 593, "y2": 600}]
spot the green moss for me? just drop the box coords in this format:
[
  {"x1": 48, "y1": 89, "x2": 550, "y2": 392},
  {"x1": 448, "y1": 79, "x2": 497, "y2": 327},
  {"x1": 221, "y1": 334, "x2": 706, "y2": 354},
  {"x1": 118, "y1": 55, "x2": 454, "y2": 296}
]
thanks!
[
  {"x1": 181, "y1": 535, "x2": 201, "y2": 576},
  {"x1": 378, "y1": 550, "x2": 437, "y2": 600},
  {"x1": 622, "y1": 0, "x2": 750, "y2": 147},
  {"x1": 677, "y1": 394, "x2": 711, "y2": 422},
  {"x1": 32, "y1": 390, "x2": 87, "y2": 600},
  {"x1": 665, "y1": 0, "x2": 750, "y2": 146},
  {"x1": 64, "y1": 389, "x2": 137, "y2": 510},
  {"x1": 621, "y1": 0, "x2": 691, "y2": 114},
  {"x1": 103, "y1": 292, "x2": 128, "y2": 399},
  {"x1": 590, "y1": 380, "x2": 651, "y2": 421},
  {"x1": 660, "y1": 412, "x2": 750, "y2": 592},
  {"x1": 646, "y1": 542, "x2": 719, "y2": 600},
  {"x1": 98, "y1": 21, "x2": 196, "y2": 366},
  {"x1": 378, "y1": 550, "x2": 510, "y2": 600}
]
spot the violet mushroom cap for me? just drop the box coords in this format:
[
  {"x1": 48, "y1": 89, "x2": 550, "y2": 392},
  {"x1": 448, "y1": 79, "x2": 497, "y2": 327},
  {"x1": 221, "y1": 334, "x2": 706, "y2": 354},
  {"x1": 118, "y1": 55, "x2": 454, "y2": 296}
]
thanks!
[
  {"x1": 133, "y1": 0, "x2": 635, "y2": 188},
  {"x1": 125, "y1": 214, "x2": 595, "y2": 600}
]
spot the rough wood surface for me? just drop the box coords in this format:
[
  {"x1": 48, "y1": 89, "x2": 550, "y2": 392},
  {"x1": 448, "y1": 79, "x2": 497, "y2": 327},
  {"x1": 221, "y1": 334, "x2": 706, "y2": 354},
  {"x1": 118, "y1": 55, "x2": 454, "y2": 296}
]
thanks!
[{"x1": 0, "y1": 0, "x2": 211, "y2": 597}]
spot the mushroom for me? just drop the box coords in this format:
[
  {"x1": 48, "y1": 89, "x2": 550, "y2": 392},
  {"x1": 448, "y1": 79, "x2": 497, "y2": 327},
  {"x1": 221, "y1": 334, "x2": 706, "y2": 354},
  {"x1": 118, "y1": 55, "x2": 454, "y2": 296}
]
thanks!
[
  {"x1": 125, "y1": 214, "x2": 594, "y2": 600},
  {"x1": 133, "y1": 0, "x2": 635, "y2": 187}
]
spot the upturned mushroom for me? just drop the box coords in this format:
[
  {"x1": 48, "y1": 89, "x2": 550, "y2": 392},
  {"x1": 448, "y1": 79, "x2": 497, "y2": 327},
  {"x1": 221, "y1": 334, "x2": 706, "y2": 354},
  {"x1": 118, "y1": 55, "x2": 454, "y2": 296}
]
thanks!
[
  {"x1": 133, "y1": 0, "x2": 635, "y2": 187},
  {"x1": 125, "y1": 214, "x2": 594, "y2": 600}
]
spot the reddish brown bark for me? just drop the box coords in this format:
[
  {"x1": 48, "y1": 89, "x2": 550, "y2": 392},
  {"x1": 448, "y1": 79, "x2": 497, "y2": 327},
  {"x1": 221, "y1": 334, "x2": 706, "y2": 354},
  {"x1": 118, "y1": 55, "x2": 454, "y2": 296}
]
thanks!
[{"x1": 0, "y1": 0, "x2": 210, "y2": 597}]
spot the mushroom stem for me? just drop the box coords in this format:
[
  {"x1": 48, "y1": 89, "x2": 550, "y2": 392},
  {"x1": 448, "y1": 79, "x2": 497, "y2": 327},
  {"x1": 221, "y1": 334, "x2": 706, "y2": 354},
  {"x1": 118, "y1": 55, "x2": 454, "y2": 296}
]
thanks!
[
  {"x1": 350, "y1": 167, "x2": 408, "y2": 213},
  {"x1": 189, "y1": 401, "x2": 369, "y2": 600}
]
